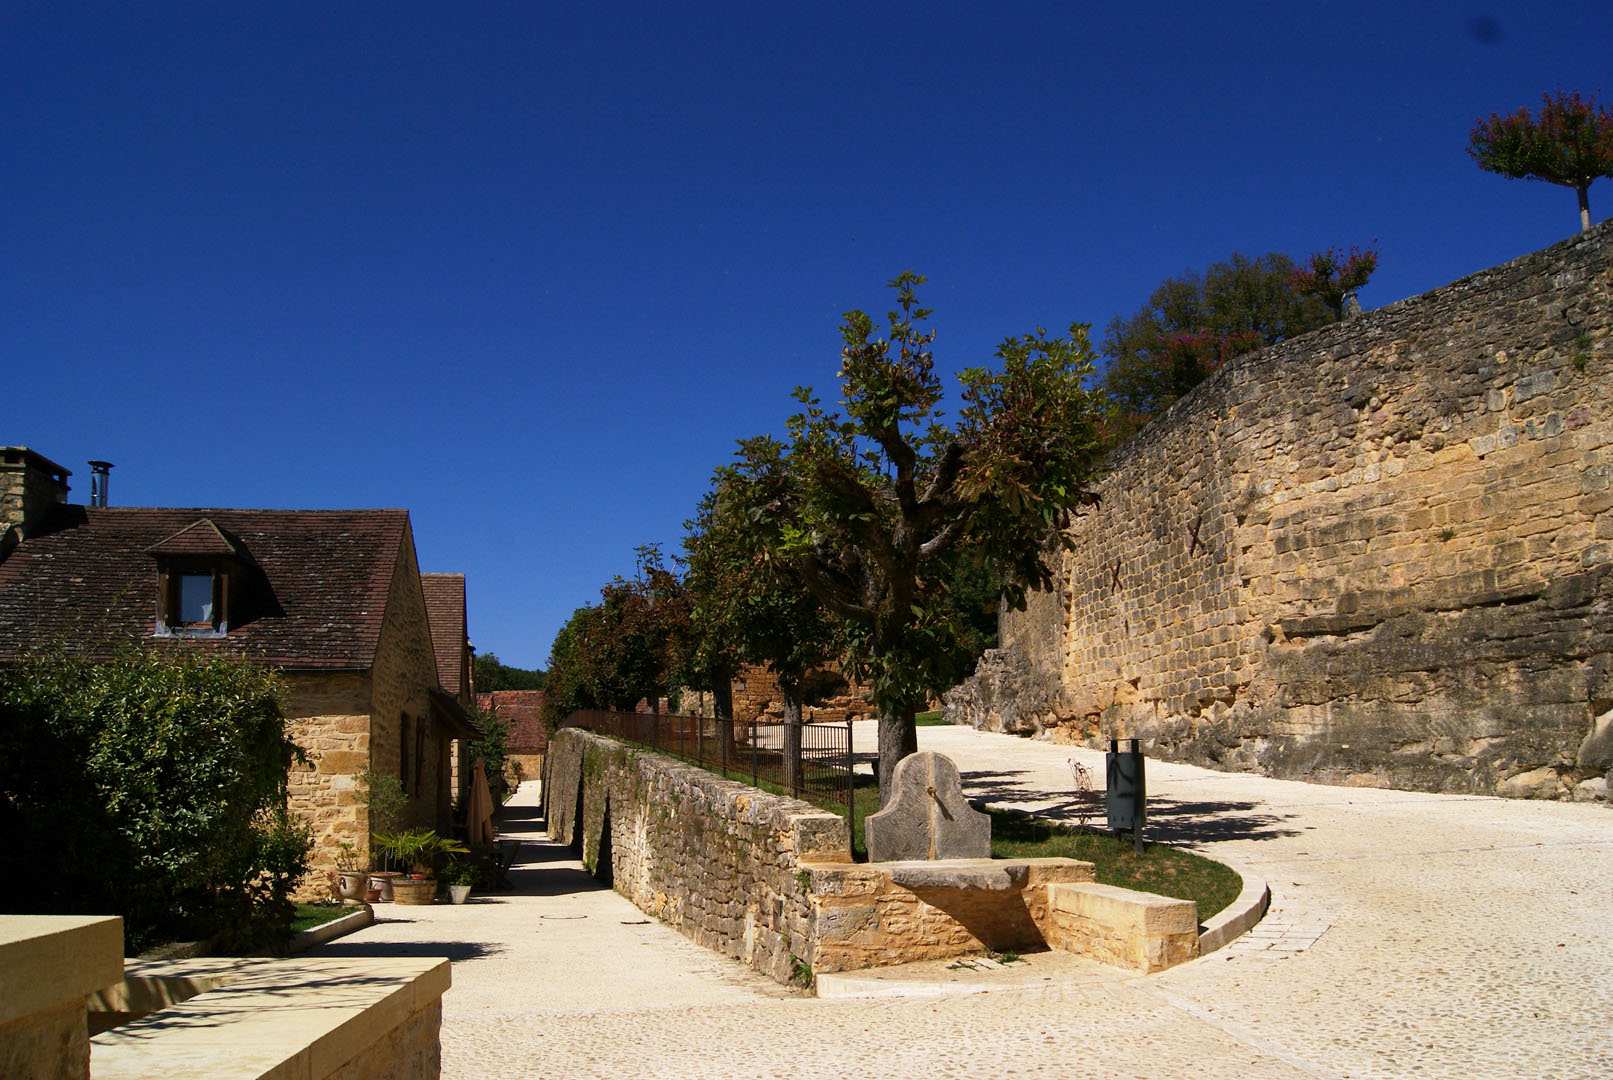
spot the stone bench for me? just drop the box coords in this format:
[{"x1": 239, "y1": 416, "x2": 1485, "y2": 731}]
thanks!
[{"x1": 1045, "y1": 882, "x2": 1199, "y2": 973}]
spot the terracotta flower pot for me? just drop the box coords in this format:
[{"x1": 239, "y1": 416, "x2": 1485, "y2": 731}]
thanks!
[{"x1": 369, "y1": 872, "x2": 400, "y2": 902}]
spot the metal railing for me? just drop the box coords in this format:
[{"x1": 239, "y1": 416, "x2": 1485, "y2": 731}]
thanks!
[{"x1": 562, "y1": 709, "x2": 854, "y2": 817}]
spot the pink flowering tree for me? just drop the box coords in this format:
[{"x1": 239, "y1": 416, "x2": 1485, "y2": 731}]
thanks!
[
  {"x1": 1469, "y1": 90, "x2": 1613, "y2": 233},
  {"x1": 1290, "y1": 246, "x2": 1379, "y2": 322}
]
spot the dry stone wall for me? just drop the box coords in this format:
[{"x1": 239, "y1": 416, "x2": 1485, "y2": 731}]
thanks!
[
  {"x1": 546, "y1": 728, "x2": 851, "y2": 983},
  {"x1": 948, "y1": 223, "x2": 1613, "y2": 801}
]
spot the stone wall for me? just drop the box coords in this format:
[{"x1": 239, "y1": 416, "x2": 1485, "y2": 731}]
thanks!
[
  {"x1": 548, "y1": 727, "x2": 849, "y2": 983},
  {"x1": 547, "y1": 729, "x2": 1105, "y2": 980},
  {"x1": 369, "y1": 522, "x2": 454, "y2": 832},
  {"x1": 283, "y1": 673, "x2": 372, "y2": 889},
  {"x1": 948, "y1": 223, "x2": 1613, "y2": 801}
]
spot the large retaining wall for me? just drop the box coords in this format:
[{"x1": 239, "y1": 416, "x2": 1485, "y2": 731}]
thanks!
[{"x1": 948, "y1": 223, "x2": 1613, "y2": 801}]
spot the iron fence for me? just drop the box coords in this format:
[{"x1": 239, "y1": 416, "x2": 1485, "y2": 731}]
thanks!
[{"x1": 561, "y1": 709, "x2": 854, "y2": 817}]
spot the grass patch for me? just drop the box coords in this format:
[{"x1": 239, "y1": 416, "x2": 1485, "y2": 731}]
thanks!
[
  {"x1": 914, "y1": 710, "x2": 952, "y2": 726},
  {"x1": 291, "y1": 903, "x2": 351, "y2": 934},
  {"x1": 987, "y1": 809, "x2": 1242, "y2": 919}
]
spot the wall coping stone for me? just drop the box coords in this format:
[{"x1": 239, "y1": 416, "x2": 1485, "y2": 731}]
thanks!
[
  {"x1": 90, "y1": 955, "x2": 449, "y2": 1080},
  {"x1": 0, "y1": 915, "x2": 123, "y2": 1026}
]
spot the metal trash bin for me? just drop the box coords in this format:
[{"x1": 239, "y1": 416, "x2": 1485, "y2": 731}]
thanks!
[{"x1": 1106, "y1": 738, "x2": 1146, "y2": 852}]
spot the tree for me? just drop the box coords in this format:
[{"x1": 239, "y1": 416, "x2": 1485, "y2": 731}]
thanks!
[
  {"x1": 543, "y1": 546, "x2": 690, "y2": 716},
  {"x1": 1099, "y1": 252, "x2": 1333, "y2": 441},
  {"x1": 739, "y1": 272, "x2": 1103, "y2": 798},
  {"x1": 1289, "y1": 244, "x2": 1379, "y2": 322},
  {"x1": 472, "y1": 652, "x2": 546, "y2": 692},
  {"x1": 1470, "y1": 90, "x2": 1613, "y2": 232},
  {"x1": 683, "y1": 472, "x2": 840, "y2": 790}
]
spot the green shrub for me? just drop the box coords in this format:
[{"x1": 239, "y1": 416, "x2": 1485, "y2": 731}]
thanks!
[
  {"x1": 0, "y1": 647, "x2": 310, "y2": 953},
  {"x1": 467, "y1": 701, "x2": 513, "y2": 804}
]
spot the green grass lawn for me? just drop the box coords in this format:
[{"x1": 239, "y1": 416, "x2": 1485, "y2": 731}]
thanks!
[
  {"x1": 291, "y1": 903, "x2": 352, "y2": 934},
  {"x1": 913, "y1": 710, "x2": 952, "y2": 726}
]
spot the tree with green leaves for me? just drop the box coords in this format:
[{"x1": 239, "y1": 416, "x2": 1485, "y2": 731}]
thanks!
[
  {"x1": 1470, "y1": 90, "x2": 1613, "y2": 232},
  {"x1": 543, "y1": 545, "x2": 690, "y2": 716},
  {"x1": 682, "y1": 470, "x2": 840, "y2": 789},
  {"x1": 472, "y1": 652, "x2": 545, "y2": 692},
  {"x1": 1099, "y1": 252, "x2": 1333, "y2": 442},
  {"x1": 738, "y1": 272, "x2": 1103, "y2": 798}
]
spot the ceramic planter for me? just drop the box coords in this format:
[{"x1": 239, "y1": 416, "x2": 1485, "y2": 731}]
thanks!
[
  {"x1": 337, "y1": 870, "x2": 370, "y2": 901},
  {"x1": 448, "y1": 884, "x2": 472, "y2": 905}
]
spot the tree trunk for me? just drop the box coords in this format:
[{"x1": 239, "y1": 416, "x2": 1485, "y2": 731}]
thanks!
[
  {"x1": 1579, "y1": 184, "x2": 1592, "y2": 232},
  {"x1": 780, "y1": 671, "x2": 803, "y2": 795},
  {"x1": 875, "y1": 701, "x2": 918, "y2": 804},
  {"x1": 713, "y1": 664, "x2": 736, "y2": 762}
]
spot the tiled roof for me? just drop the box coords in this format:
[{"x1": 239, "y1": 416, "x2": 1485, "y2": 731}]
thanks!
[
  {"x1": 145, "y1": 518, "x2": 243, "y2": 557},
  {"x1": 421, "y1": 573, "x2": 467, "y2": 696},
  {"x1": 0, "y1": 506, "x2": 410, "y2": 670},
  {"x1": 476, "y1": 690, "x2": 548, "y2": 751}
]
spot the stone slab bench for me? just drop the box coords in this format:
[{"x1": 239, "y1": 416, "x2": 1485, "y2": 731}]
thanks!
[{"x1": 1045, "y1": 882, "x2": 1199, "y2": 973}]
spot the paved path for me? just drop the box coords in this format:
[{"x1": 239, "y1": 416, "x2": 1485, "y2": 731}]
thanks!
[{"x1": 312, "y1": 725, "x2": 1612, "y2": 1079}]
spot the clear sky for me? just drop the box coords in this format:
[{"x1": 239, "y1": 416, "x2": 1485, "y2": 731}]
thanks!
[{"x1": 4, "y1": 2, "x2": 1609, "y2": 669}]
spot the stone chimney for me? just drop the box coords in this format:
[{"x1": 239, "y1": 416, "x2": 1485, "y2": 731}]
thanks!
[{"x1": 1, "y1": 447, "x2": 72, "y2": 550}]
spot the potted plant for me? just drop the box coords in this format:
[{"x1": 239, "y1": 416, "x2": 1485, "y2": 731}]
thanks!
[
  {"x1": 444, "y1": 859, "x2": 477, "y2": 905},
  {"x1": 333, "y1": 840, "x2": 370, "y2": 901},
  {"x1": 382, "y1": 828, "x2": 468, "y2": 905},
  {"x1": 358, "y1": 768, "x2": 409, "y2": 902}
]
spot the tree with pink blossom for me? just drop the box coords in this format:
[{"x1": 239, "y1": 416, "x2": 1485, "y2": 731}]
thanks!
[{"x1": 1289, "y1": 245, "x2": 1379, "y2": 322}]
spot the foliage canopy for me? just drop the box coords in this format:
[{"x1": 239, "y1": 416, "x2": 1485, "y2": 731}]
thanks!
[
  {"x1": 0, "y1": 648, "x2": 310, "y2": 953},
  {"x1": 1470, "y1": 90, "x2": 1613, "y2": 232}
]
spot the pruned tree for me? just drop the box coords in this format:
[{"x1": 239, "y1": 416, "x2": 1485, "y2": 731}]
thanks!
[
  {"x1": 682, "y1": 471, "x2": 840, "y2": 789},
  {"x1": 1470, "y1": 90, "x2": 1613, "y2": 232},
  {"x1": 739, "y1": 272, "x2": 1103, "y2": 799},
  {"x1": 1289, "y1": 244, "x2": 1379, "y2": 322}
]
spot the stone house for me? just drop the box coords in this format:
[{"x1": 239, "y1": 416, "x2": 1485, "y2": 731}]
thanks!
[{"x1": 0, "y1": 446, "x2": 481, "y2": 883}]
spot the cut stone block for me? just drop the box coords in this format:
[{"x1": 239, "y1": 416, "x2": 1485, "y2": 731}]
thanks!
[{"x1": 864, "y1": 752, "x2": 990, "y2": 862}]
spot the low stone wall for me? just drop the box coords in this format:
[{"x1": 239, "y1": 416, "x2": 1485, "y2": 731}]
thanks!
[
  {"x1": 1044, "y1": 883, "x2": 1199, "y2": 973},
  {"x1": 548, "y1": 727, "x2": 850, "y2": 982},
  {"x1": 90, "y1": 955, "x2": 449, "y2": 1080},
  {"x1": 550, "y1": 729, "x2": 1206, "y2": 982},
  {"x1": 0, "y1": 915, "x2": 122, "y2": 1080}
]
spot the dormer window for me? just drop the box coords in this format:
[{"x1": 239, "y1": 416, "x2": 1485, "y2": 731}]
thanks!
[{"x1": 146, "y1": 518, "x2": 252, "y2": 638}]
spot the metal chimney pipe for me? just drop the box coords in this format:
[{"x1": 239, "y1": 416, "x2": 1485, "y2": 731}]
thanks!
[{"x1": 88, "y1": 461, "x2": 113, "y2": 507}]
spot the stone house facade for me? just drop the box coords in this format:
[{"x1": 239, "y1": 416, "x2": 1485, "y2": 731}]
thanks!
[
  {"x1": 475, "y1": 689, "x2": 549, "y2": 785},
  {"x1": 0, "y1": 448, "x2": 481, "y2": 885}
]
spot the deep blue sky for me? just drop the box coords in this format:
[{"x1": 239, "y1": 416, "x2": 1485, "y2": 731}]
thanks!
[{"x1": 5, "y1": 3, "x2": 1609, "y2": 668}]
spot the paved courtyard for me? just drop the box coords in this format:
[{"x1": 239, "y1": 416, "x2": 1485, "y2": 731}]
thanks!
[{"x1": 310, "y1": 723, "x2": 1612, "y2": 1079}]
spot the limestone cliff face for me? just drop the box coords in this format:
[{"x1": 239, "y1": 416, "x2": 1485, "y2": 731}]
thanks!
[{"x1": 947, "y1": 223, "x2": 1613, "y2": 801}]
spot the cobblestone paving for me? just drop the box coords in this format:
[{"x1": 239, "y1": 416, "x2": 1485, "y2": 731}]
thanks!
[{"x1": 313, "y1": 726, "x2": 1612, "y2": 1079}]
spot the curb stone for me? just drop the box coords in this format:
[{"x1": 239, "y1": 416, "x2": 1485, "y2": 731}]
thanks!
[{"x1": 289, "y1": 905, "x2": 374, "y2": 953}]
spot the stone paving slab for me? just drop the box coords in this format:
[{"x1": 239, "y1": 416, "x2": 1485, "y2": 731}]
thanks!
[{"x1": 313, "y1": 723, "x2": 1613, "y2": 1080}]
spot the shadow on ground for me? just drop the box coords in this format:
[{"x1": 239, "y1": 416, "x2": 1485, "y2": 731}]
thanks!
[
  {"x1": 961, "y1": 767, "x2": 1301, "y2": 845},
  {"x1": 310, "y1": 937, "x2": 505, "y2": 962}
]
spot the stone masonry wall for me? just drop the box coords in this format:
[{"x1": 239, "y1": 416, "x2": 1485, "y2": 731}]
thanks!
[
  {"x1": 948, "y1": 223, "x2": 1613, "y2": 800},
  {"x1": 369, "y1": 522, "x2": 452, "y2": 833},
  {"x1": 282, "y1": 673, "x2": 372, "y2": 892},
  {"x1": 547, "y1": 728, "x2": 850, "y2": 983},
  {"x1": 547, "y1": 729, "x2": 1103, "y2": 979}
]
